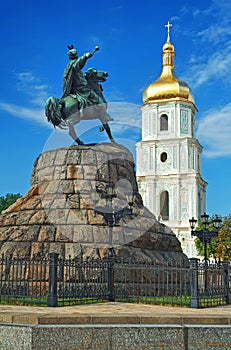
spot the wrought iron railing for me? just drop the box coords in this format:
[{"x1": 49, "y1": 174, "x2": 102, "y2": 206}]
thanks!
[
  {"x1": 0, "y1": 253, "x2": 230, "y2": 308},
  {"x1": 196, "y1": 260, "x2": 230, "y2": 307},
  {"x1": 114, "y1": 259, "x2": 191, "y2": 306},
  {"x1": 0, "y1": 253, "x2": 49, "y2": 305}
]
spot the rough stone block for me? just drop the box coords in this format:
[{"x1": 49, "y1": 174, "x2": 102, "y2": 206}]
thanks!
[
  {"x1": 73, "y1": 225, "x2": 94, "y2": 243},
  {"x1": 66, "y1": 165, "x2": 83, "y2": 180}
]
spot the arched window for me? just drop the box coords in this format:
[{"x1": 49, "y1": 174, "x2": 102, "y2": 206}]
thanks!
[
  {"x1": 159, "y1": 191, "x2": 169, "y2": 220},
  {"x1": 160, "y1": 114, "x2": 168, "y2": 131}
]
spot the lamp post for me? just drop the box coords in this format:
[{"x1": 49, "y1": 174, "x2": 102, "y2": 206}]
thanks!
[
  {"x1": 104, "y1": 183, "x2": 116, "y2": 258},
  {"x1": 93, "y1": 182, "x2": 134, "y2": 301},
  {"x1": 189, "y1": 213, "x2": 222, "y2": 263},
  {"x1": 93, "y1": 183, "x2": 134, "y2": 256},
  {"x1": 189, "y1": 213, "x2": 222, "y2": 292}
]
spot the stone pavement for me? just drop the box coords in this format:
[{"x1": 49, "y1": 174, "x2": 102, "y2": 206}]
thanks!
[
  {"x1": 0, "y1": 303, "x2": 231, "y2": 349},
  {"x1": 0, "y1": 302, "x2": 230, "y2": 325}
]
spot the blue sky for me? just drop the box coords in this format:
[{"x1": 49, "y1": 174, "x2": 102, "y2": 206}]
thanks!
[{"x1": 0, "y1": 0, "x2": 231, "y2": 217}]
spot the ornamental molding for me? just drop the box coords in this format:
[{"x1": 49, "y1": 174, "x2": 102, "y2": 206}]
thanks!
[
  {"x1": 179, "y1": 103, "x2": 192, "y2": 109},
  {"x1": 180, "y1": 109, "x2": 189, "y2": 134}
]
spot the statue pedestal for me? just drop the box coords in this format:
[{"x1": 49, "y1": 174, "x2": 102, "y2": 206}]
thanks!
[{"x1": 0, "y1": 143, "x2": 188, "y2": 264}]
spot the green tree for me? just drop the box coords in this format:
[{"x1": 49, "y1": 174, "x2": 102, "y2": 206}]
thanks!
[
  {"x1": 194, "y1": 216, "x2": 221, "y2": 260},
  {"x1": 0, "y1": 193, "x2": 22, "y2": 213},
  {"x1": 194, "y1": 236, "x2": 217, "y2": 259},
  {"x1": 215, "y1": 215, "x2": 231, "y2": 262}
]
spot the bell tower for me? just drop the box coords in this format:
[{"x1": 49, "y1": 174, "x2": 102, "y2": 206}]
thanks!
[{"x1": 136, "y1": 22, "x2": 207, "y2": 257}]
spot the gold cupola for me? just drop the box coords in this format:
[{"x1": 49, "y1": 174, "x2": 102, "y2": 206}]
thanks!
[{"x1": 143, "y1": 22, "x2": 195, "y2": 105}]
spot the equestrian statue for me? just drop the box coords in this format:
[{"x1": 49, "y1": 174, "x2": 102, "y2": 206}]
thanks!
[{"x1": 45, "y1": 45, "x2": 115, "y2": 145}]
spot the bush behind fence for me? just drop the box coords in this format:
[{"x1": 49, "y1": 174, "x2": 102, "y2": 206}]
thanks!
[{"x1": 0, "y1": 253, "x2": 230, "y2": 308}]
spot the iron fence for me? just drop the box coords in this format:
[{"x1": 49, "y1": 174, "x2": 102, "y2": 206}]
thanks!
[
  {"x1": 56, "y1": 256, "x2": 109, "y2": 306},
  {"x1": 0, "y1": 253, "x2": 230, "y2": 308},
  {"x1": 196, "y1": 260, "x2": 230, "y2": 307},
  {"x1": 0, "y1": 253, "x2": 49, "y2": 306},
  {"x1": 114, "y1": 259, "x2": 191, "y2": 306}
]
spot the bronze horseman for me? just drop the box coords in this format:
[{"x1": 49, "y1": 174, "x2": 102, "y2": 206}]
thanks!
[{"x1": 45, "y1": 45, "x2": 114, "y2": 145}]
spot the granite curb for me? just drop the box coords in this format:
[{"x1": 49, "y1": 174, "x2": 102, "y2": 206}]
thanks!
[{"x1": 0, "y1": 302, "x2": 230, "y2": 326}]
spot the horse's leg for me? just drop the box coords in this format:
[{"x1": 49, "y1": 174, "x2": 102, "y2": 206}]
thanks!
[
  {"x1": 102, "y1": 123, "x2": 116, "y2": 143},
  {"x1": 69, "y1": 124, "x2": 84, "y2": 145}
]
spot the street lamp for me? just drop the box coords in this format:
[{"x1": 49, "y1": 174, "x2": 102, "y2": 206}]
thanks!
[
  {"x1": 93, "y1": 182, "x2": 134, "y2": 302},
  {"x1": 189, "y1": 213, "x2": 222, "y2": 263},
  {"x1": 93, "y1": 182, "x2": 134, "y2": 257},
  {"x1": 103, "y1": 182, "x2": 116, "y2": 258}
]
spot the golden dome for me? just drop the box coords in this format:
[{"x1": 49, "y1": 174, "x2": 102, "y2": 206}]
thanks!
[
  {"x1": 143, "y1": 25, "x2": 194, "y2": 105},
  {"x1": 162, "y1": 40, "x2": 174, "y2": 52}
]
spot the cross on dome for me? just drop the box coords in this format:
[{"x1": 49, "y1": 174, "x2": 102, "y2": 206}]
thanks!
[{"x1": 165, "y1": 21, "x2": 172, "y2": 42}]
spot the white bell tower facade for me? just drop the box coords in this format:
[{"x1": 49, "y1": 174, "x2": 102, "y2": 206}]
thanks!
[{"x1": 136, "y1": 23, "x2": 207, "y2": 257}]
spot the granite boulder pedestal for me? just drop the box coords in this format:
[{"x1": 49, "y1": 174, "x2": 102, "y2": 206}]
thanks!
[{"x1": 0, "y1": 142, "x2": 188, "y2": 264}]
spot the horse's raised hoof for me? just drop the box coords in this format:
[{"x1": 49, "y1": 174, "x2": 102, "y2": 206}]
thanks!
[{"x1": 75, "y1": 138, "x2": 84, "y2": 145}]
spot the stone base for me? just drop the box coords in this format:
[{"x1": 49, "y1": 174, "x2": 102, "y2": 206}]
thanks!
[
  {"x1": 0, "y1": 143, "x2": 188, "y2": 264},
  {"x1": 0, "y1": 323, "x2": 230, "y2": 350}
]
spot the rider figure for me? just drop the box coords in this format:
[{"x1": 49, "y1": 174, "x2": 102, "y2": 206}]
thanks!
[
  {"x1": 45, "y1": 44, "x2": 115, "y2": 144},
  {"x1": 62, "y1": 46, "x2": 104, "y2": 112}
]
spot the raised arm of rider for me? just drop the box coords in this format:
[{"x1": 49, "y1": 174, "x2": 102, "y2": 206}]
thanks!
[
  {"x1": 73, "y1": 52, "x2": 93, "y2": 70},
  {"x1": 86, "y1": 52, "x2": 93, "y2": 58}
]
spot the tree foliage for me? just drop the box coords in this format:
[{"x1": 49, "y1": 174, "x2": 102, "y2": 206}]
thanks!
[
  {"x1": 215, "y1": 215, "x2": 231, "y2": 261},
  {"x1": 194, "y1": 236, "x2": 217, "y2": 259},
  {"x1": 0, "y1": 193, "x2": 22, "y2": 213}
]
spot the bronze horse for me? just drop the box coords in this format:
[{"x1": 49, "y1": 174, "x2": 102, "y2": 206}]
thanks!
[{"x1": 45, "y1": 68, "x2": 115, "y2": 145}]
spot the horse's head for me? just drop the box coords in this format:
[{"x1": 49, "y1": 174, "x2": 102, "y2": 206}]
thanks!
[{"x1": 85, "y1": 68, "x2": 108, "y2": 83}]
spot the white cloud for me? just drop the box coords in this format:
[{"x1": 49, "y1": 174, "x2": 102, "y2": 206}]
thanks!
[
  {"x1": 170, "y1": 16, "x2": 180, "y2": 22},
  {"x1": 197, "y1": 102, "x2": 231, "y2": 158},
  {"x1": 0, "y1": 71, "x2": 53, "y2": 127},
  {"x1": 0, "y1": 102, "x2": 49, "y2": 127},
  {"x1": 15, "y1": 71, "x2": 49, "y2": 108},
  {"x1": 177, "y1": 1, "x2": 231, "y2": 159},
  {"x1": 108, "y1": 102, "x2": 141, "y2": 128},
  {"x1": 197, "y1": 25, "x2": 230, "y2": 45},
  {"x1": 16, "y1": 72, "x2": 37, "y2": 83},
  {"x1": 186, "y1": 41, "x2": 231, "y2": 88},
  {"x1": 179, "y1": 0, "x2": 231, "y2": 89}
]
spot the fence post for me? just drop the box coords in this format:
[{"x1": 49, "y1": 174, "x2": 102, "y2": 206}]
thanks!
[
  {"x1": 107, "y1": 248, "x2": 115, "y2": 302},
  {"x1": 189, "y1": 258, "x2": 200, "y2": 308},
  {"x1": 47, "y1": 252, "x2": 58, "y2": 307},
  {"x1": 222, "y1": 260, "x2": 230, "y2": 304}
]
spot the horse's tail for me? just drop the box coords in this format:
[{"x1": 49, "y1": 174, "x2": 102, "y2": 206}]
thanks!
[{"x1": 45, "y1": 97, "x2": 67, "y2": 129}]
